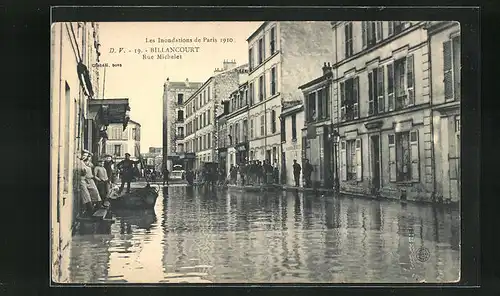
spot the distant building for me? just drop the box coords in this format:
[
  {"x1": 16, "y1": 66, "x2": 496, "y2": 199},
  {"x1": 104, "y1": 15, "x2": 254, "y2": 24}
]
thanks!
[
  {"x1": 246, "y1": 21, "x2": 335, "y2": 174},
  {"x1": 142, "y1": 147, "x2": 163, "y2": 172},
  {"x1": 163, "y1": 78, "x2": 202, "y2": 171},
  {"x1": 225, "y1": 82, "x2": 250, "y2": 170},
  {"x1": 181, "y1": 60, "x2": 248, "y2": 170},
  {"x1": 105, "y1": 119, "x2": 141, "y2": 161}
]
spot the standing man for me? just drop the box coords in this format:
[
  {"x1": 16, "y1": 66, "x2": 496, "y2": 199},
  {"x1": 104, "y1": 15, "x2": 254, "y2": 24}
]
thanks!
[
  {"x1": 117, "y1": 153, "x2": 140, "y2": 194},
  {"x1": 292, "y1": 159, "x2": 301, "y2": 187},
  {"x1": 163, "y1": 166, "x2": 169, "y2": 186},
  {"x1": 94, "y1": 159, "x2": 109, "y2": 201},
  {"x1": 303, "y1": 159, "x2": 314, "y2": 188}
]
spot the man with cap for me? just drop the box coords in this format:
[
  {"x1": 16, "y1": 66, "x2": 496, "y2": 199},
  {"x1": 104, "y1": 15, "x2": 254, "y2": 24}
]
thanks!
[
  {"x1": 117, "y1": 153, "x2": 140, "y2": 194},
  {"x1": 94, "y1": 158, "x2": 109, "y2": 201}
]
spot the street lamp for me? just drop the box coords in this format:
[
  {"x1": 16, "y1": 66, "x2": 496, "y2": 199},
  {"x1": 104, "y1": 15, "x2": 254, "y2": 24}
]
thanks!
[{"x1": 328, "y1": 125, "x2": 340, "y2": 194}]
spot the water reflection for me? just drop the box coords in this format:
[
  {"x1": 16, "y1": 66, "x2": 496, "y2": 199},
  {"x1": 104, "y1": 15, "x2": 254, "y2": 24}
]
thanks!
[{"x1": 69, "y1": 187, "x2": 460, "y2": 283}]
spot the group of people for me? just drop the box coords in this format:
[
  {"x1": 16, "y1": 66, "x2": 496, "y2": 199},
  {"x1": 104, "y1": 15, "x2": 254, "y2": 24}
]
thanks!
[{"x1": 78, "y1": 150, "x2": 140, "y2": 216}]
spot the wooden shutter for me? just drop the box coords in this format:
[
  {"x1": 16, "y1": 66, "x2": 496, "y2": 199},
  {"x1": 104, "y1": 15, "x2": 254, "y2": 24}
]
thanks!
[
  {"x1": 340, "y1": 24, "x2": 346, "y2": 59},
  {"x1": 368, "y1": 71, "x2": 374, "y2": 115},
  {"x1": 388, "y1": 21, "x2": 394, "y2": 36},
  {"x1": 388, "y1": 134, "x2": 396, "y2": 182},
  {"x1": 452, "y1": 36, "x2": 461, "y2": 100},
  {"x1": 340, "y1": 140, "x2": 347, "y2": 181},
  {"x1": 406, "y1": 54, "x2": 415, "y2": 105},
  {"x1": 376, "y1": 21, "x2": 383, "y2": 41},
  {"x1": 340, "y1": 82, "x2": 346, "y2": 121},
  {"x1": 356, "y1": 138, "x2": 363, "y2": 181},
  {"x1": 353, "y1": 76, "x2": 359, "y2": 119},
  {"x1": 410, "y1": 130, "x2": 420, "y2": 182},
  {"x1": 443, "y1": 40, "x2": 453, "y2": 100},
  {"x1": 362, "y1": 21, "x2": 367, "y2": 49},
  {"x1": 387, "y1": 63, "x2": 395, "y2": 111},
  {"x1": 377, "y1": 66, "x2": 385, "y2": 113}
]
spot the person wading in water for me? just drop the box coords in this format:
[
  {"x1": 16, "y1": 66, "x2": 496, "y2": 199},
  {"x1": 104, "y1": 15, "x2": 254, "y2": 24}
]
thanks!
[{"x1": 117, "y1": 153, "x2": 140, "y2": 194}]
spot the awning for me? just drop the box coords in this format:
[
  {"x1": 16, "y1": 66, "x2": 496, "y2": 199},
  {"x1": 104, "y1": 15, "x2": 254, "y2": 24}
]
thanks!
[{"x1": 89, "y1": 98, "x2": 131, "y2": 130}]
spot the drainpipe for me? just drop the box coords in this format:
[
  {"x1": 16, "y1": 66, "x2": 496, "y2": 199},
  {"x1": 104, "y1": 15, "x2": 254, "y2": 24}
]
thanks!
[{"x1": 425, "y1": 22, "x2": 438, "y2": 202}]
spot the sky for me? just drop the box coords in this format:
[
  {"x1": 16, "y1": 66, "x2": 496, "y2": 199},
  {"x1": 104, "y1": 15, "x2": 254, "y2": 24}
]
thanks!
[{"x1": 97, "y1": 22, "x2": 262, "y2": 153}]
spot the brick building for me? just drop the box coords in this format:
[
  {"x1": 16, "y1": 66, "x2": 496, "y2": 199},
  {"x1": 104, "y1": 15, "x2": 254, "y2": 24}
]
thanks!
[{"x1": 246, "y1": 21, "x2": 335, "y2": 174}]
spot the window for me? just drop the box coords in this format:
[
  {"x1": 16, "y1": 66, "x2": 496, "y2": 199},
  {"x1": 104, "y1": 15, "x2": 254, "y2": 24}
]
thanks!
[
  {"x1": 340, "y1": 76, "x2": 360, "y2": 121},
  {"x1": 344, "y1": 22, "x2": 353, "y2": 58},
  {"x1": 122, "y1": 127, "x2": 129, "y2": 140},
  {"x1": 177, "y1": 93, "x2": 184, "y2": 105},
  {"x1": 239, "y1": 91, "x2": 244, "y2": 107},
  {"x1": 270, "y1": 27, "x2": 276, "y2": 54},
  {"x1": 368, "y1": 66, "x2": 386, "y2": 115},
  {"x1": 207, "y1": 86, "x2": 210, "y2": 101},
  {"x1": 387, "y1": 55, "x2": 415, "y2": 111},
  {"x1": 388, "y1": 21, "x2": 409, "y2": 36},
  {"x1": 208, "y1": 132, "x2": 211, "y2": 148},
  {"x1": 444, "y1": 35, "x2": 461, "y2": 101},
  {"x1": 203, "y1": 112, "x2": 206, "y2": 127},
  {"x1": 259, "y1": 75, "x2": 265, "y2": 101},
  {"x1": 244, "y1": 89, "x2": 248, "y2": 105},
  {"x1": 271, "y1": 110, "x2": 277, "y2": 133},
  {"x1": 132, "y1": 128, "x2": 137, "y2": 140},
  {"x1": 249, "y1": 47, "x2": 254, "y2": 71},
  {"x1": 340, "y1": 138, "x2": 362, "y2": 181},
  {"x1": 362, "y1": 21, "x2": 383, "y2": 48},
  {"x1": 177, "y1": 110, "x2": 184, "y2": 121},
  {"x1": 249, "y1": 83, "x2": 254, "y2": 106},
  {"x1": 260, "y1": 115, "x2": 265, "y2": 136},
  {"x1": 229, "y1": 125, "x2": 233, "y2": 145},
  {"x1": 388, "y1": 130, "x2": 419, "y2": 182},
  {"x1": 280, "y1": 117, "x2": 286, "y2": 142},
  {"x1": 250, "y1": 119, "x2": 254, "y2": 139},
  {"x1": 270, "y1": 67, "x2": 277, "y2": 96},
  {"x1": 114, "y1": 145, "x2": 122, "y2": 157},
  {"x1": 243, "y1": 120, "x2": 248, "y2": 142},
  {"x1": 258, "y1": 38, "x2": 264, "y2": 64},
  {"x1": 291, "y1": 114, "x2": 297, "y2": 141},
  {"x1": 208, "y1": 109, "x2": 211, "y2": 124},
  {"x1": 235, "y1": 123, "x2": 240, "y2": 144}
]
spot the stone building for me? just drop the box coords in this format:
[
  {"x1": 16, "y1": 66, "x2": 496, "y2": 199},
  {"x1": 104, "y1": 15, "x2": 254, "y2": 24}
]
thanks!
[
  {"x1": 162, "y1": 78, "x2": 202, "y2": 171},
  {"x1": 181, "y1": 60, "x2": 248, "y2": 170},
  {"x1": 225, "y1": 82, "x2": 250, "y2": 170},
  {"x1": 426, "y1": 21, "x2": 461, "y2": 203},
  {"x1": 328, "y1": 21, "x2": 434, "y2": 201},
  {"x1": 246, "y1": 21, "x2": 335, "y2": 172}
]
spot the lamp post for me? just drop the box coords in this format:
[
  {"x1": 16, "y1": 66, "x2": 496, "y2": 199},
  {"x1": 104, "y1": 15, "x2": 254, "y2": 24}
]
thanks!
[{"x1": 329, "y1": 125, "x2": 340, "y2": 194}]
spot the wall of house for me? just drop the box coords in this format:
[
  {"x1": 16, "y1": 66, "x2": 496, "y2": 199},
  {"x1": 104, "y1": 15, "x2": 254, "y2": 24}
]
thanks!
[
  {"x1": 280, "y1": 21, "x2": 335, "y2": 103},
  {"x1": 51, "y1": 22, "x2": 99, "y2": 283},
  {"x1": 105, "y1": 122, "x2": 141, "y2": 160},
  {"x1": 282, "y1": 110, "x2": 304, "y2": 186}
]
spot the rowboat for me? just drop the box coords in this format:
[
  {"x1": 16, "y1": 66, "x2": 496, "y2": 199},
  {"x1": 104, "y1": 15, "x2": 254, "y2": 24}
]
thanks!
[
  {"x1": 75, "y1": 208, "x2": 115, "y2": 235},
  {"x1": 108, "y1": 184, "x2": 159, "y2": 209}
]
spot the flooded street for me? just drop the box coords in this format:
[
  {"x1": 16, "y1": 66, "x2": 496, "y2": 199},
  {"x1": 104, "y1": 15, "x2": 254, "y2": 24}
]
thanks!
[{"x1": 69, "y1": 185, "x2": 460, "y2": 283}]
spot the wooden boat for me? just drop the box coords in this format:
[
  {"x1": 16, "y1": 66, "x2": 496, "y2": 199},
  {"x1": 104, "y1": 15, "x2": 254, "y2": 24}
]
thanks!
[
  {"x1": 76, "y1": 208, "x2": 115, "y2": 235},
  {"x1": 109, "y1": 184, "x2": 159, "y2": 209}
]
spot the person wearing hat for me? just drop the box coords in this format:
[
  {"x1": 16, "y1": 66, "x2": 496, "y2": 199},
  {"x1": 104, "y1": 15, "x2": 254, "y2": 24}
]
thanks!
[
  {"x1": 84, "y1": 151, "x2": 103, "y2": 208},
  {"x1": 117, "y1": 152, "x2": 140, "y2": 194},
  {"x1": 103, "y1": 154, "x2": 115, "y2": 184},
  {"x1": 94, "y1": 158, "x2": 109, "y2": 201}
]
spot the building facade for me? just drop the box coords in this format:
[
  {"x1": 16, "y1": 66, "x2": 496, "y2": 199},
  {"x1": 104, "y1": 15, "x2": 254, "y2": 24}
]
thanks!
[
  {"x1": 299, "y1": 63, "x2": 336, "y2": 188},
  {"x1": 142, "y1": 147, "x2": 163, "y2": 172},
  {"x1": 328, "y1": 21, "x2": 435, "y2": 202},
  {"x1": 105, "y1": 120, "x2": 141, "y2": 161},
  {"x1": 51, "y1": 22, "x2": 130, "y2": 282},
  {"x1": 280, "y1": 101, "x2": 304, "y2": 186},
  {"x1": 427, "y1": 21, "x2": 461, "y2": 203},
  {"x1": 225, "y1": 83, "x2": 250, "y2": 170},
  {"x1": 181, "y1": 60, "x2": 248, "y2": 170},
  {"x1": 162, "y1": 78, "x2": 202, "y2": 171},
  {"x1": 246, "y1": 21, "x2": 335, "y2": 173}
]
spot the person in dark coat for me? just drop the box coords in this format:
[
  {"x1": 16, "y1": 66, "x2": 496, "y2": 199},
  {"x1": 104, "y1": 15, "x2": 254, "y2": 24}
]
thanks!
[
  {"x1": 303, "y1": 159, "x2": 314, "y2": 188},
  {"x1": 292, "y1": 159, "x2": 301, "y2": 187},
  {"x1": 117, "y1": 153, "x2": 140, "y2": 194}
]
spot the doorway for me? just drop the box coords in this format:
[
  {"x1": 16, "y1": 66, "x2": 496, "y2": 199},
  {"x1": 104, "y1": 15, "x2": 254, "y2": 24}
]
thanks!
[{"x1": 371, "y1": 135, "x2": 381, "y2": 194}]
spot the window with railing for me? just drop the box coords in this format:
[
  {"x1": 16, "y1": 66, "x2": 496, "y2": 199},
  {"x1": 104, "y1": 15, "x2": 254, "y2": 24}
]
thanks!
[
  {"x1": 340, "y1": 76, "x2": 360, "y2": 122},
  {"x1": 362, "y1": 21, "x2": 383, "y2": 49},
  {"x1": 306, "y1": 87, "x2": 330, "y2": 122},
  {"x1": 387, "y1": 55, "x2": 415, "y2": 111},
  {"x1": 368, "y1": 66, "x2": 385, "y2": 115}
]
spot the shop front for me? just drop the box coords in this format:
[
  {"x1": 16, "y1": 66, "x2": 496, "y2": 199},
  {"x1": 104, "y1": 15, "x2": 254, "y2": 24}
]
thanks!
[
  {"x1": 179, "y1": 152, "x2": 196, "y2": 171},
  {"x1": 302, "y1": 124, "x2": 334, "y2": 188}
]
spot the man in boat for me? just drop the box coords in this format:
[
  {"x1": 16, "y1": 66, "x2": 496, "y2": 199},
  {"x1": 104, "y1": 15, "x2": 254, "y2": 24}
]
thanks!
[{"x1": 117, "y1": 153, "x2": 140, "y2": 194}]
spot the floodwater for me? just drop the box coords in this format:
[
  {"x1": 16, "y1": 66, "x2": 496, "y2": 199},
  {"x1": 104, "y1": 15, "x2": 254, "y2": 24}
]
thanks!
[{"x1": 68, "y1": 185, "x2": 460, "y2": 283}]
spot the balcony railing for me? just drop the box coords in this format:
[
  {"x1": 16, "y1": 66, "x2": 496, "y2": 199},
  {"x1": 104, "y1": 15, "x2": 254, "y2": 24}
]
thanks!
[
  {"x1": 176, "y1": 118, "x2": 184, "y2": 123},
  {"x1": 176, "y1": 133, "x2": 185, "y2": 140}
]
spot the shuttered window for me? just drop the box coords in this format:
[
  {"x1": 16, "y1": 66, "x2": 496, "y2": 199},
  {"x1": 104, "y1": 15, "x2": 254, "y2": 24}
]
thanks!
[
  {"x1": 406, "y1": 54, "x2": 415, "y2": 105},
  {"x1": 387, "y1": 54, "x2": 415, "y2": 111},
  {"x1": 340, "y1": 140, "x2": 347, "y2": 181},
  {"x1": 410, "y1": 130, "x2": 420, "y2": 182},
  {"x1": 444, "y1": 36, "x2": 461, "y2": 101},
  {"x1": 388, "y1": 134, "x2": 396, "y2": 182},
  {"x1": 388, "y1": 130, "x2": 420, "y2": 182},
  {"x1": 377, "y1": 66, "x2": 385, "y2": 113},
  {"x1": 340, "y1": 76, "x2": 360, "y2": 121},
  {"x1": 387, "y1": 64, "x2": 395, "y2": 111},
  {"x1": 356, "y1": 138, "x2": 363, "y2": 181}
]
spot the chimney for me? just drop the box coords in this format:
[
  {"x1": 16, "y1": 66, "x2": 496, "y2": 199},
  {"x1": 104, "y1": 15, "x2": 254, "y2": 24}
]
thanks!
[
  {"x1": 185, "y1": 78, "x2": 189, "y2": 87},
  {"x1": 164, "y1": 77, "x2": 170, "y2": 87},
  {"x1": 322, "y1": 62, "x2": 332, "y2": 75},
  {"x1": 222, "y1": 59, "x2": 237, "y2": 71}
]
